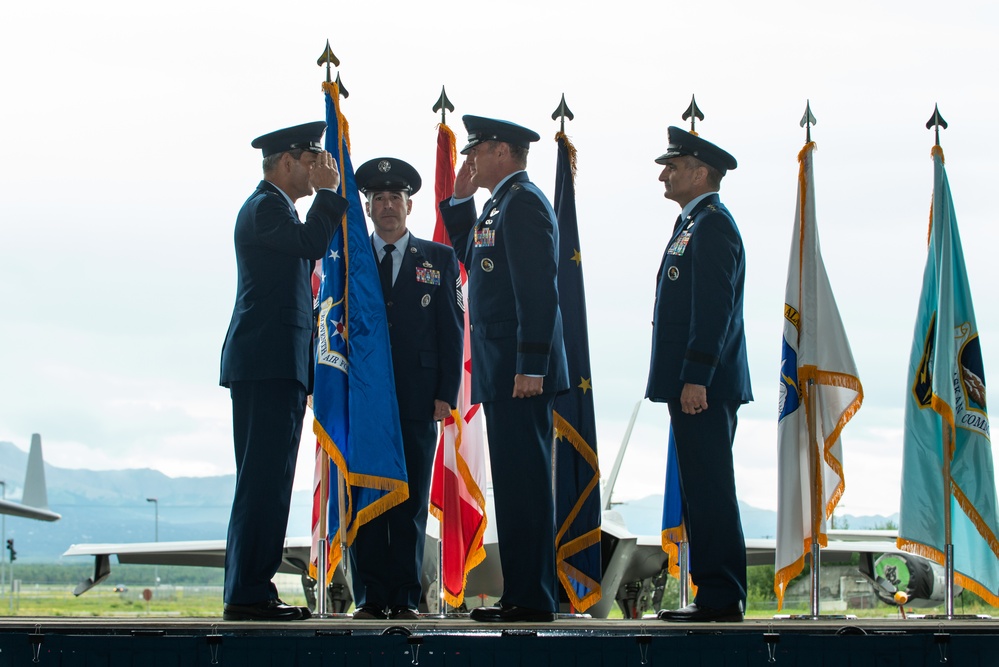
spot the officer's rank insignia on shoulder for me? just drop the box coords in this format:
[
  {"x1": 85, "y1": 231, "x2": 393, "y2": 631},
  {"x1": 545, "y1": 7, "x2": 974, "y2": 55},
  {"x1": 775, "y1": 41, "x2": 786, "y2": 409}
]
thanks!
[
  {"x1": 416, "y1": 267, "x2": 441, "y2": 285},
  {"x1": 706, "y1": 204, "x2": 718, "y2": 212},
  {"x1": 511, "y1": 184, "x2": 522, "y2": 192},
  {"x1": 475, "y1": 228, "x2": 496, "y2": 247}
]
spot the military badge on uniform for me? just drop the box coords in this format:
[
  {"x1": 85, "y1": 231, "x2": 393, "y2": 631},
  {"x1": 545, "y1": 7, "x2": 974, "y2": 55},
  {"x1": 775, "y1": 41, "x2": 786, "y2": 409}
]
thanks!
[
  {"x1": 409, "y1": 246, "x2": 417, "y2": 253},
  {"x1": 421, "y1": 294, "x2": 431, "y2": 308},
  {"x1": 481, "y1": 258, "x2": 495, "y2": 272},
  {"x1": 378, "y1": 160, "x2": 392, "y2": 173},
  {"x1": 423, "y1": 260, "x2": 433, "y2": 268},
  {"x1": 667, "y1": 230, "x2": 692, "y2": 256},
  {"x1": 489, "y1": 208, "x2": 499, "y2": 218},
  {"x1": 416, "y1": 267, "x2": 441, "y2": 285},
  {"x1": 668, "y1": 266, "x2": 680, "y2": 281},
  {"x1": 474, "y1": 228, "x2": 496, "y2": 247}
]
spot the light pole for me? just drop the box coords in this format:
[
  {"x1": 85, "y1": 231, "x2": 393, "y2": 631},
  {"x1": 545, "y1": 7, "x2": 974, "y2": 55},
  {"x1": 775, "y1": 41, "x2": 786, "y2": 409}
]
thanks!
[{"x1": 146, "y1": 498, "x2": 159, "y2": 585}]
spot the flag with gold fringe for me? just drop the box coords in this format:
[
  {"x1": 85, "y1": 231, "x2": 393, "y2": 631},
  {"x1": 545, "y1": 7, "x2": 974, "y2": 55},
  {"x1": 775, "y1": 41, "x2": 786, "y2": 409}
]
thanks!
[
  {"x1": 898, "y1": 144, "x2": 999, "y2": 605},
  {"x1": 429, "y1": 121, "x2": 488, "y2": 608},
  {"x1": 774, "y1": 141, "x2": 863, "y2": 609},
  {"x1": 551, "y1": 131, "x2": 602, "y2": 612},
  {"x1": 310, "y1": 81, "x2": 408, "y2": 583},
  {"x1": 660, "y1": 425, "x2": 696, "y2": 599}
]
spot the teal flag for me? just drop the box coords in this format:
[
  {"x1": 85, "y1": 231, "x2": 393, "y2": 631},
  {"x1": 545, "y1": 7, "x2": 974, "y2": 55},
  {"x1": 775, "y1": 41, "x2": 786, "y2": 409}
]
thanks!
[
  {"x1": 898, "y1": 145, "x2": 999, "y2": 606},
  {"x1": 312, "y1": 81, "x2": 408, "y2": 575}
]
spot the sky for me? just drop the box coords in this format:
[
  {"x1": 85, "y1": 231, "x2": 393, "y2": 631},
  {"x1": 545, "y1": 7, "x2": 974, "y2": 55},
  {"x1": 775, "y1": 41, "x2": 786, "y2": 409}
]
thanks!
[{"x1": 1, "y1": 0, "x2": 997, "y2": 520}]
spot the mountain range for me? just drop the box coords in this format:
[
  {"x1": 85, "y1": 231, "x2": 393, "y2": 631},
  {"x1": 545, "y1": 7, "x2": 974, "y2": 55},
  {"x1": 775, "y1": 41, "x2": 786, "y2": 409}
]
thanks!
[{"x1": 0, "y1": 441, "x2": 898, "y2": 562}]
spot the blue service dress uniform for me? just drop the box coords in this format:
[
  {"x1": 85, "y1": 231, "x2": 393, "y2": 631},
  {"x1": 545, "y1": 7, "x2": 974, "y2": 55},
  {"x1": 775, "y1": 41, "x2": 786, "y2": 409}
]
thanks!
[
  {"x1": 440, "y1": 171, "x2": 569, "y2": 613},
  {"x1": 349, "y1": 233, "x2": 463, "y2": 612},
  {"x1": 646, "y1": 193, "x2": 753, "y2": 609},
  {"x1": 220, "y1": 181, "x2": 347, "y2": 606}
]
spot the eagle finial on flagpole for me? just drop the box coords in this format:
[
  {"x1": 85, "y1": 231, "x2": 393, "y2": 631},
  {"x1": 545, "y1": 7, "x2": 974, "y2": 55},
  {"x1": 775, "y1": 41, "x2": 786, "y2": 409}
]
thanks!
[
  {"x1": 682, "y1": 95, "x2": 704, "y2": 135},
  {"x1": 926, "y1": 104, "x2": 948, "y2": 147},
  {"x1": 800, "y1": 100, "x2": 817, "y2": 143},
  {"x1": 551, "y1": 94, "x2": 574, "y2": 134},
  {"x1": 433, "y1": 86, "x2": 455, "y2": 124}
]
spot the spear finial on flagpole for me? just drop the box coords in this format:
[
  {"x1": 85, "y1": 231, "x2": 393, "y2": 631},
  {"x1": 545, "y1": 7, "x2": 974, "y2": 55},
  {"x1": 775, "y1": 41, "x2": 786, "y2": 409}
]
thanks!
[
  {"x1": 335, "y1": 73, "x2": 349, "y2": 99},
  {"x1": 551, "y1": 94, "x2": 574, "y2": 134},
  {"x1": 926, "y1": 104, "x2": 948, "y2": 147},
  {"x1": 433, "y1": 86, "x2": 454, "y2": 124},
  {"x1": 316, "y1": 40, "x2": 340, "y2": 84},
  {"x1": 800, "y1": 100, "x2": 817, "y2": 143},
  {"x1": 682, "y1": 94, "x2": 704, "y2": 134}
]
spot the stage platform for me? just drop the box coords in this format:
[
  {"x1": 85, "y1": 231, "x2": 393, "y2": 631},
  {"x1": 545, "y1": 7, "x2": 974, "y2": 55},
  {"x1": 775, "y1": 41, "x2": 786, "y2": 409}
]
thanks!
[{"x1": 1, "y1": 615, "x2": 997, "y2": 665}]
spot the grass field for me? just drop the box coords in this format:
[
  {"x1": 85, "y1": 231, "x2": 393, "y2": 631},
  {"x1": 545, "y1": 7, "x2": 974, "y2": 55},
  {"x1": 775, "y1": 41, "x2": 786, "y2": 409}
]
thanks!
[{"x1": 0, "y1": 565, "x2": 995, "y2": 619}]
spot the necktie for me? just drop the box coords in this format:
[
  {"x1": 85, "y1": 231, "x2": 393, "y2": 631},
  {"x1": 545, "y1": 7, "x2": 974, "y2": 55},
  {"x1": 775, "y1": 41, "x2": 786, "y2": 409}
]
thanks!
[{"x1": 379, "y1": 244, "x2": 395, "y2": 297}]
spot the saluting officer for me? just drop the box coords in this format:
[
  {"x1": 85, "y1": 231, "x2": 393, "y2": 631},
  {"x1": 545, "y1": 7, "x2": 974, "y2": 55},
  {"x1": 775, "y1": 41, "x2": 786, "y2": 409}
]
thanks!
[
  {"x1": 647, "y1": 126, "x2": 753, "y2": 623},
  {"x1": 440, "y1": 115, "x2": 569, "y2": 623},
  {"x1": 220, "y1": 121, "x2": 346, "y2": 621},
  {"x1": 349, "y1": 157, "x2": 463, "y2": 620}
]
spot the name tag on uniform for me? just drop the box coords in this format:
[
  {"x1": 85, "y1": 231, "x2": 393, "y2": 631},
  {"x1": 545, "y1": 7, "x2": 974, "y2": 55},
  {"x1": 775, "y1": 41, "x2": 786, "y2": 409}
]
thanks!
[
  {"x1": 667, "y1": 230, "x2": 692, "y2": 256},
  {"x1": 474, "y1": 228, "x2": 496, "y2": 247},
  {"x1": 416, "y1": 267, "x2": 441, "y2": 285}
]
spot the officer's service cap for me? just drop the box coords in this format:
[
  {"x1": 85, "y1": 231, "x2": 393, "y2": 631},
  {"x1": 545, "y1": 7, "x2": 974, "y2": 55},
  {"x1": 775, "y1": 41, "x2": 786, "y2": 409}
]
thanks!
[
  {"x1": 251, "y1": 121, "x2": 327, "y2": 157},
  {"x1": 355, "y1": 157, "x2": 422, "y2": 195},
  {"x1": 460, "y1": 115, "x2": 541, "y2": 155},
  {"x1": 655, "y1": 126, "x2": 737, "y2": 174}
]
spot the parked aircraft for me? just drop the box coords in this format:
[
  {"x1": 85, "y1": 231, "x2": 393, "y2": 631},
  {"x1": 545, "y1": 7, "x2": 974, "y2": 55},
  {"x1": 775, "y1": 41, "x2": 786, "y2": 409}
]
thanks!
[
  {"x1": 0, "y1": 433, "x2": 60, "y2": 522},
  {"x1": 63, "y1": 403, "x2": 943, "y2": 614}
]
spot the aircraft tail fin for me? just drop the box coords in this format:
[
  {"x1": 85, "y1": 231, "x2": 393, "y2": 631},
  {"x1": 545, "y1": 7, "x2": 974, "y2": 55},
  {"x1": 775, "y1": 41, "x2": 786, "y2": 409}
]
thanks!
[{"x1": 21, "y1": 433, "x2": 51, "y2": 510}]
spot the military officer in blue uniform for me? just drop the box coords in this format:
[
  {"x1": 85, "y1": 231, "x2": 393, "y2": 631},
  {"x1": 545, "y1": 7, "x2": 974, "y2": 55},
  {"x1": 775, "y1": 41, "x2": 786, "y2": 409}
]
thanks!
[
  {"x1": 646, "y1": 126, "x2": 753, "y2": 623},
  {"x1": 440, "y1": 115, "x2": 569, "y2": 623},
  {"x1": 220, "y1": 122, "x2": 348, "y2": 621},
  {"x1": 348, "y1": 157, "x2": 463, "y2": 620}
]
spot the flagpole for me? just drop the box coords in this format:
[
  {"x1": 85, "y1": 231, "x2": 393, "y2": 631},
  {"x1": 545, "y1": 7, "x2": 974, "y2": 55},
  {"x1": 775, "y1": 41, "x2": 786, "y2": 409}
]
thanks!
[
  {"x1": 806, "y1": 379, "x2": 822, "y2": 618},
  {"x1": 315, "y1": 452, "x2": 330, "y2": 618},
  {"x1": 926, "y1": 104, "x2": 956, "y2": 619},
  {"x1": 789, "y1": 103, "x2": 848, "y2": 621},
  {"x1": 434, "y1": 89, "x2": 452, "y2": 619}
]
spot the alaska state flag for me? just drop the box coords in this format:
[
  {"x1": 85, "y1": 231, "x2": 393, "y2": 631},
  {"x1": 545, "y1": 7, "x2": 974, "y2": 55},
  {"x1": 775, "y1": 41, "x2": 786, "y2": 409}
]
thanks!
[
  {"x1": 551, "y1": 132, "x2": 602, "y2": 612},
  {"x1": 429, "y1": 121, "x2": 488, "y2": 608},
  {"x1": 311, "y1": 80, "x2": 408, "y2": 580},
  {"x1": 774, "y1": 141, "x2": 863, "y2": 610},
  {"x1": 898, "y1": 144, "x2": 999, "y2": 606}
]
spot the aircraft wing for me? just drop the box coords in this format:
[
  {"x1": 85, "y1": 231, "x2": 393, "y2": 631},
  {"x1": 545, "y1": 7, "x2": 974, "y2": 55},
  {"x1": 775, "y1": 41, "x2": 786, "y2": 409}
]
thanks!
[
  {"x1": 0, "y1": 498, "x2": 60, "y2": 522},
  {"x1": 63, "y1": 538, "x2": 317, "y2": 596},
  {"x1": 744, "y1": 536, "x2": 904, "y2": 566}
]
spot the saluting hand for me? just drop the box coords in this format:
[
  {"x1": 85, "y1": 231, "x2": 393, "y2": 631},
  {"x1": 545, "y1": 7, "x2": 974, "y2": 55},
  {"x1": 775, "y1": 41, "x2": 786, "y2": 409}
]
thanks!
[
  {"x1": 453, "y1": 161, "x2": 475, "y2": 199},
  {"x1": 310, "y1": 151, "x2": 341, "y2": 191}
]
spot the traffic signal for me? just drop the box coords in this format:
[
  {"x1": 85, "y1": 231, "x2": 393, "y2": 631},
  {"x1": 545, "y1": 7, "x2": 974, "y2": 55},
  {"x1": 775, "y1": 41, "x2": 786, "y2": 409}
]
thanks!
[{"x1": 5, "y1": 538, "x2": 15, "y2": 562}]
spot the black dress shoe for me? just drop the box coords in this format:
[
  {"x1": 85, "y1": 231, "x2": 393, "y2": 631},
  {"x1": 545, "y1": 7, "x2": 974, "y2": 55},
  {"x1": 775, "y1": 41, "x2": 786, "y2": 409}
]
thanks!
[
  {"x1": 352, "y1": 605, "x2": 388, "y2": 620},
  {"x1": 223, "y1": 598, "x2": 304, "y2": 621},
  {"x1": 469, "y1": 604, "x2": 555, "y2": 623},
  {"x1": 389, "y1": 607, "x2": 420, "y2": 620},
  {"x1": 657, "y1": 602, "x2": 744, "y2": 622}
]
